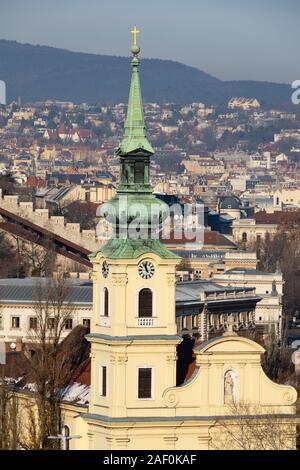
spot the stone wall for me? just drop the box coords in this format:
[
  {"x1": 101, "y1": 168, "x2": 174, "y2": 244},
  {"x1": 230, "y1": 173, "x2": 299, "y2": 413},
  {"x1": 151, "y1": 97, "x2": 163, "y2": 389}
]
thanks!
[{"x1": 0, "y1": 190, "x2": 101, "y2": 252}]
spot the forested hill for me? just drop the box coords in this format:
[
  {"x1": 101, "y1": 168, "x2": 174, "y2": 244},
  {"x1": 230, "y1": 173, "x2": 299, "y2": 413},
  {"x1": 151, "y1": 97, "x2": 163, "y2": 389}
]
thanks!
[{"x1": 0, "y1": 39, "x2": 291, "y2": 106}]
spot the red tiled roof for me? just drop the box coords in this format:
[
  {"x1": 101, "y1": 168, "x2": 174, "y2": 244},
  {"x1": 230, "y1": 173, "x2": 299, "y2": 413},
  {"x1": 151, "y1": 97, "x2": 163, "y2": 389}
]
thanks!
[
  {"x1": 58, "y1": 123, "x2": 67, "y2": 134},
  {"x1": 68, "y1": 357, "x2": 91, "y2": 386},
  {"x1": 77, "y1": 129, "x2": 96, "y2": 139},
  {"x1": 44, "y1": 129, "x2": 59, "y2": 139},
  {"x1": 26, "y1": 176, "x2": 47, "y2": 189},
  {"x1": 161, "y1": 229, "x2": 237, "y2": 248},
  {"x1": 253, "y1": 211, "x2": 285, "y2": 225},
  {"x1": 184, "y1": 339, "x2": 202, "y2": 381},
  {"x1": 1, "y1": 351, "x2": 30, "y2": 380}
]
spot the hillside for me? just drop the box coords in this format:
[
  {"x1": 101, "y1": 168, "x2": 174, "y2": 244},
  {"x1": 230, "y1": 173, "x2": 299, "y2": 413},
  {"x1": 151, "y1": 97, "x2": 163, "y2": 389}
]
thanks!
[{"x1": 0, "y1": 39, "x2": 291, "y2": 106}]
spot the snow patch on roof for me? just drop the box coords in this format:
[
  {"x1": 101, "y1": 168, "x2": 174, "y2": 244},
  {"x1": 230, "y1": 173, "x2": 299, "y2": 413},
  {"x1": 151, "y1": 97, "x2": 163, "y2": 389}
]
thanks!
[{"x1": 62, "y1": 382, "x2": 90, "y2": 405}]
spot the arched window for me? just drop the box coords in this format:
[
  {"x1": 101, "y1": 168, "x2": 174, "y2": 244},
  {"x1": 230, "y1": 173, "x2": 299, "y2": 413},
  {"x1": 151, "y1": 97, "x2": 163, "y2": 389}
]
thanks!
[
  {"x1": 242, "y1": 232, "x2": 247, "y2": 242},
  {"x1": 138, "y1": 288, "x2": 153, "y2": 318},
  {"x1": 63, "y1": 425, "x2": 70, "y2": 437},
  {"x1": 103, "y1": 288, "x2": 109, "y2": 317},
  {"x1": 0, "y1": 314, "x2": 3, "y2": 329}
]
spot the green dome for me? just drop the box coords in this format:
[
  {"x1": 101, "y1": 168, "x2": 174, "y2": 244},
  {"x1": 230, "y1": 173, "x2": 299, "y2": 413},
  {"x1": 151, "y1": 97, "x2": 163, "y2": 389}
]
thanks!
[{"x1": 102, "y1": 192, "x2": 169, "y2": 238}]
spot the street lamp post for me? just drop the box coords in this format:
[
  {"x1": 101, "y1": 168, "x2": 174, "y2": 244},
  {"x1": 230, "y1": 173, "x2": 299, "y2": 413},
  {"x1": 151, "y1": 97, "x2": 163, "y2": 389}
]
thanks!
[{"x1": 48, "y1": 426, "x2": 82, "y2": 450}]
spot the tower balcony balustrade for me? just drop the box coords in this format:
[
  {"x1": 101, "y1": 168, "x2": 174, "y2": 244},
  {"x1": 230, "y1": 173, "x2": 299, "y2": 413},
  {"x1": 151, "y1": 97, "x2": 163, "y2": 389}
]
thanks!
[{"x1": 136, "y1": 317, "x2": 157, "y2": 327}]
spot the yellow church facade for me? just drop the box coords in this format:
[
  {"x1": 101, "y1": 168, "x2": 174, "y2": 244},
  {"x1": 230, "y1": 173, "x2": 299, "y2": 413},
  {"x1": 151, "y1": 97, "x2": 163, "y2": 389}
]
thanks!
[
  {"x1": 68, "y1": 250, "x2": 296, "y2": 450},
  {"x1": 15, "y1": 29, "x2": 297, "y2": 451},
  {"x1": 60, "y1": 30, "x2": 297, "y2": 450}
]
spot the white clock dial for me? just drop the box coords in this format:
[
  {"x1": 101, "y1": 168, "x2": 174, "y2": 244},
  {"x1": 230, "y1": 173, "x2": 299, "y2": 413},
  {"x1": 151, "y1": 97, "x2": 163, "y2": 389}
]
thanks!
[
  {"x1": 138, "y1": 261, "x2": 155, "y2": 279},
  {"x1": 102, "y1": 261, "x2": 109, "y2": 278}
]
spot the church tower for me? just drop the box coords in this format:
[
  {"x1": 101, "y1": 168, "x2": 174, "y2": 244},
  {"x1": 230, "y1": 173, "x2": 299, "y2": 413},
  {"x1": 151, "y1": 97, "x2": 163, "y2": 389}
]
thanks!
[
  {"x1": 85, "y1": 28, "x2": 181, "y2": 449},
  {"x1": 78, "y1": 30, "x2": 298, "y2": 451}
]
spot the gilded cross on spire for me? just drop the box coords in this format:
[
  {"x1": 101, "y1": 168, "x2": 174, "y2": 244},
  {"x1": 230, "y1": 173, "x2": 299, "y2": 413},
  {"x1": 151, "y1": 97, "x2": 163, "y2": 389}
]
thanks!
[{"x1": 131, "y1": 25, "x2": 140, "y2": 46}]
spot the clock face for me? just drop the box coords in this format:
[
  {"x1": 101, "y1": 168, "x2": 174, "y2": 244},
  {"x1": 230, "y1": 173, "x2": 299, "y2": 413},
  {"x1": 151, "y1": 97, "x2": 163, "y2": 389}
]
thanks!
[
  {"x1": 138, "y1": 261, "x2": 155, "y2": 279},
  {"x1": 102, "y1": 261, "x2": 109, "y2": 278}
]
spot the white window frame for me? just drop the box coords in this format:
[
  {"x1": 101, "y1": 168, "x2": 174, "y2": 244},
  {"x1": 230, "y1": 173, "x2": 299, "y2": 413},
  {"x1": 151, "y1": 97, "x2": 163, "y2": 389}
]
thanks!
[
  {"x1": 11, "y1": 316, "x2": 20, "y2": 329},
  {"x1": 136, "y1": 366, "x2": 154, "y2": 401},
  {"x1": 29, "y1": 316, "x2": 38, "y2": 330},
  {"x1": 82, "y1": 318, "x2": 91, "y2": 328},
  {"x1": 64, "y1": 318, "x2": 73, "y2": 330}
]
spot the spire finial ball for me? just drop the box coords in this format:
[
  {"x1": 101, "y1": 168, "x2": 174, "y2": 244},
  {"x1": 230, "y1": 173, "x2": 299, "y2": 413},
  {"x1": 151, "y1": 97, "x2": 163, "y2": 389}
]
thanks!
[{"x1": 131, "y1": 45, "x2": 140, "y2": 56}]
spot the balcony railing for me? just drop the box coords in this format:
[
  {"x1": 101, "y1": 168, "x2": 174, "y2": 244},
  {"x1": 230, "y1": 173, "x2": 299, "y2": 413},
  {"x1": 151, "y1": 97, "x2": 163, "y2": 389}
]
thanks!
[{"x1": 136, "y1": 317, "x2": 156, "y2": 327}]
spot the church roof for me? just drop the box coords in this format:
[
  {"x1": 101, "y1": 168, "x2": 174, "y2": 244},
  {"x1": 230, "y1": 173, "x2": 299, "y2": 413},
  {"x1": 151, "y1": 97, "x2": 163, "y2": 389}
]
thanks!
[{"x1": 90, "y1": 238, "x2": 180, "y2": 261}]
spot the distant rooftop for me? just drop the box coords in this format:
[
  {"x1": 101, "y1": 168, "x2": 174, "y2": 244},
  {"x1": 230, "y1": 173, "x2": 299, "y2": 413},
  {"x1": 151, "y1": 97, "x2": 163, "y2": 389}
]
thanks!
[{"x1": 0, "y1": 277, "x2": 259, "y2": 312}]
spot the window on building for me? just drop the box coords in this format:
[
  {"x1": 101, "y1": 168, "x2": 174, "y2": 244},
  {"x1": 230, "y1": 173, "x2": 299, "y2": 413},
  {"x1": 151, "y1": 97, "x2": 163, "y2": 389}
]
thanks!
[
  {"x1": 0, "y1": 315, "x2": 3, "y2": 329},
  {"x1": 65, "y1": 318, "x2": 73, "y2": 330},
  {"x1": 181, "y1": 316, "x2": 186, "y2": 329},
  {"x1": 11, "y1": 317, "x2": 20, "y2": 329},
  {"x1": 83, "y1": 319, "x2": 91, "y2": 329},
  {"x1": 256, "y1": 235, "x2": 261, "y2": 242},
  {"x1": 138, "y1": 289, "x2": 153, "y2": 318},
  {"x1": 138, "y1": 368, "x2": 152, "y2": 399},
  {"x1": 242, "y1": 232, "x2": 247, "y2": 242},
  {"x1": 47, "y1": 318, "x2": 56, "y2": 330},
  {"x1": 29, "y1": 317, "x2": 38, "y2": 330},
  {"x1": 259, "y1": 317, "x2": 262, "y2": 321},
  {"x1": 103, "y1": 288, "x2": 109, "y2": 317},
  {"x1": 194, "y1": 270, "x2": 202, "y2": 280},
  {"x1": 99, "y1": 365, "x2": 107, "y2": 397},
  {"x1": 192, "y1": 315, "x2": 198, "y2": 328}
]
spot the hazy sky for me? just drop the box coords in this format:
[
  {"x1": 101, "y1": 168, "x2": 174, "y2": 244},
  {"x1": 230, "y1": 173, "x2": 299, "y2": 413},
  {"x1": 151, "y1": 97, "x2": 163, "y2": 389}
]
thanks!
[{"x1": 0, "y1": 0, "x2": 299, "y2": 83}]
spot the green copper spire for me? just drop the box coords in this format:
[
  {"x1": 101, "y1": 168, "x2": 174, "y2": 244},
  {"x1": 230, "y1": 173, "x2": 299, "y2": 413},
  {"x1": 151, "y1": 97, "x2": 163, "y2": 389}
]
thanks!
[
  {"x1": 117, "y1": 29, "x2": 154, "y2": 156},
  {"x1": 89, "y1": 28, "x2": 180, "y2": 262}
]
